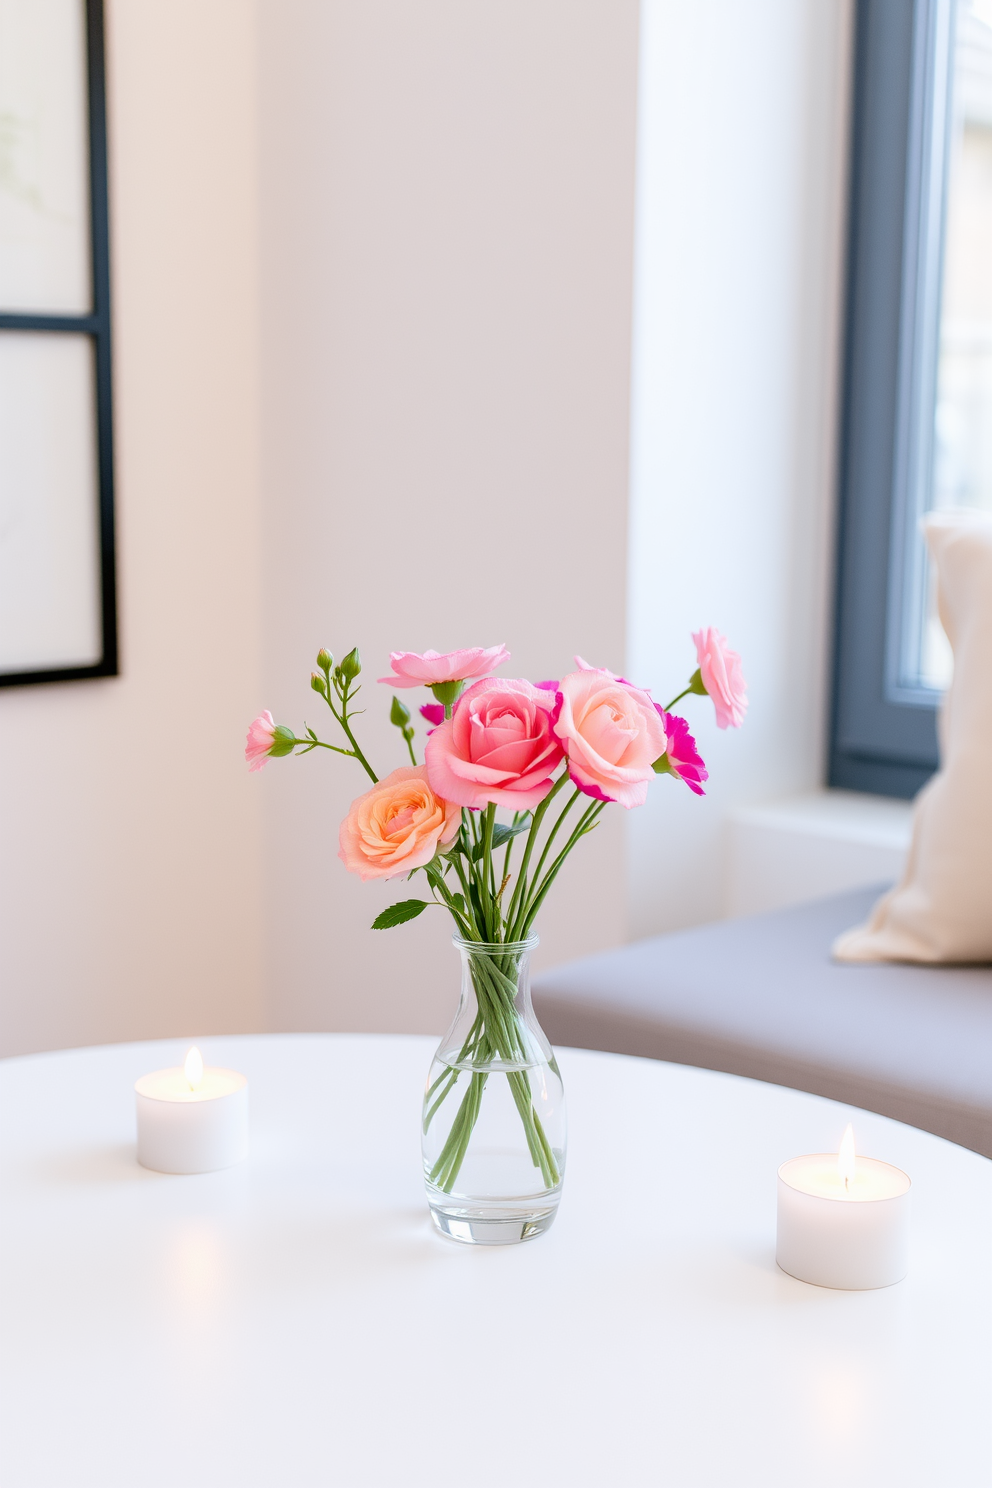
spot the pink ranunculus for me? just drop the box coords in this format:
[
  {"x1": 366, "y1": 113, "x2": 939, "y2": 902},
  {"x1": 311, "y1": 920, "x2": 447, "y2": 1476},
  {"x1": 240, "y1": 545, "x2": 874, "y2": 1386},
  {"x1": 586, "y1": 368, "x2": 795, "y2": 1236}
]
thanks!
[
  {"x1": 657, "y1": 711, "x2": 708, "y2": 796},
  {"x1": 378, "y1": 645, "x2": 510, "y2": 689},
  {"x1": 553, "y1": 667, "x2": 667, "y2": 808},
  {"x1": 424, "y1": 677, "x2": 564, "y2": 811},
  {"x1": 245, "y1": 711, "x2": 277, "y2": 772},
  {"x1": 338, "y1": 766, "x2": 460, "y2": 882},
  {"x1": 692, "y1": 627, "x2": 747, "y2": 729}
]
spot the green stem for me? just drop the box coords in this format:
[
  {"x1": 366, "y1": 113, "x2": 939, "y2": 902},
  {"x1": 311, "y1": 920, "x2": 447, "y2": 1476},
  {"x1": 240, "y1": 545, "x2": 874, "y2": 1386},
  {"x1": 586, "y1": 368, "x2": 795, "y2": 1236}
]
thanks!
[
  {"x1": 336, "y1": 684, "x2": 378, "y2": 783},
  {"x1": 503, "y1": 771, "x2": 571, "y2": 935},
  {"x1": 519, "y1": 802, "x2": 605, "y2": 938},
  {"x1": 663, "y1": 685, "x2": 691, "y2": 712},
  {"x1": 427, "y1": 948, "x2": 560, "y2": 1193},
  {"x1": 508, "y1": 788, "x2": 580, "y2": 939},
  {"x1": 290, "y1": 736, "x2": 358, "y2": 759}
]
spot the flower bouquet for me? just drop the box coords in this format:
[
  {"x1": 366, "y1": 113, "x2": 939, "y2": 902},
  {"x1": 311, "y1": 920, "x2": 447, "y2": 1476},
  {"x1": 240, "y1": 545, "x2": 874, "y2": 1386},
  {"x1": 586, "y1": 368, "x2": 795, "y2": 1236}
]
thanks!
[{"x1": 247, "y1": 634, "x2": 746, "y2": 1243}]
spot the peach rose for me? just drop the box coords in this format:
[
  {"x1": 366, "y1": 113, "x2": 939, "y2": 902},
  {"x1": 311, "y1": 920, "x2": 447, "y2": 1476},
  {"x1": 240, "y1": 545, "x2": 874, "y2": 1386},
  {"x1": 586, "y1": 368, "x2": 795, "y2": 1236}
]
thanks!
[
  {"x1": 553, "y1": 667, "x2": 667, "y2": 809},
  {"x1": 338, "y1": 766, "x2": 460, "y2": 881}
]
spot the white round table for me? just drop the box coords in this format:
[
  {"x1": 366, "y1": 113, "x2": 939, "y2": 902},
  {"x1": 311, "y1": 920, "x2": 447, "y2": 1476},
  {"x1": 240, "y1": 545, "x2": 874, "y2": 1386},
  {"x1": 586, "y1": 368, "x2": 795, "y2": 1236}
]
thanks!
[{"x1": 2, "y1": 1034, "x2": 990, "y2": 1487}]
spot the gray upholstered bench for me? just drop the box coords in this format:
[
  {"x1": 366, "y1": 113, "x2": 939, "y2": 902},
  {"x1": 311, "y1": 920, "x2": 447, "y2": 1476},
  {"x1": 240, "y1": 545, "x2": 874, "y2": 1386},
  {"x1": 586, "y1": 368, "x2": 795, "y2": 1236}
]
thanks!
[{"x1": 533, "y1": 886, "x2": 992, "y2": 1158}]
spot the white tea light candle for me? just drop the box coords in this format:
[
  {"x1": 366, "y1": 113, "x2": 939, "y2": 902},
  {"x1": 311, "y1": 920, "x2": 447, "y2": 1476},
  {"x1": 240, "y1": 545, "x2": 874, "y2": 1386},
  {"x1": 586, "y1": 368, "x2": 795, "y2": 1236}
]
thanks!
[
  {"x1": 135, "y1": 1047, "x2": 248, "y2": 1174},
  {"x1": 777, "y1": 1125, "x2": 910, "y2": 1290}
]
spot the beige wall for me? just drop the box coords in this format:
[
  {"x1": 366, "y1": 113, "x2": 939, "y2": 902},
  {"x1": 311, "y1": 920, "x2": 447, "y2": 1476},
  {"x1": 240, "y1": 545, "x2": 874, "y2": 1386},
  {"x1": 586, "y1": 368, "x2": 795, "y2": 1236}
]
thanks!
[
  {"x1": 255, "y1": 0, "x2": 639, "y2": 1036},
  {"x1": 0, "y1": 0, "x2": 265, "y2": 1055}
]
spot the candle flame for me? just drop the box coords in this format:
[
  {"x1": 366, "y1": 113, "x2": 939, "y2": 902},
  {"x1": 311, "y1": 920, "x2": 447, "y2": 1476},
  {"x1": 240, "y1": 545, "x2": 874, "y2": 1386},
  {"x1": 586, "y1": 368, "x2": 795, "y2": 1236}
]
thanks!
[
  {"x1": 184, "y1": 1046, "x2": 204, "y2": 1092},
  {"x1": 838, "y1": 1123, "x2": 856, "y2": 1192}
]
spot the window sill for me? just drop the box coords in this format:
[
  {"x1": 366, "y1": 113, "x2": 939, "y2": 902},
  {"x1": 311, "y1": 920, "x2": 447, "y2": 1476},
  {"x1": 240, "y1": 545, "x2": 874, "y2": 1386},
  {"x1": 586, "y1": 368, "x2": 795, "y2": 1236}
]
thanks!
[{"x1": 725, "y1": 790, "x2": 913, "y2": 919}]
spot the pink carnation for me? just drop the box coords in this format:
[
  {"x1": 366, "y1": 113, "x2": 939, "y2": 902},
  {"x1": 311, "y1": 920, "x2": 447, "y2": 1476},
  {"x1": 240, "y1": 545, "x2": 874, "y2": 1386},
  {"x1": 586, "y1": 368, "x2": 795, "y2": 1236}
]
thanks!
[
  {"x1": 245, "y1": 711, "x2": 277, "y2": 772},
  {"x1": 378, "y1": 645, "x2": 510, "y2": 689},
  {"x1": 338, "y1": 766, "x2": 460, "y2": 881},
  {"x1": 553, "y1": 667, "x2": 667, "y2": 809},
  {"x1": 419, "y1": 703, "x2": 446, "y2": 728},
  {"x1": 692, "y1": 628, "x2": 747, "y2": 729},
  {"x1": 657, "y1": 711, "x2": 708, "y2": 795},
  {"x1": 425, "y1": 677, "x2": 564, "y2": 810}
]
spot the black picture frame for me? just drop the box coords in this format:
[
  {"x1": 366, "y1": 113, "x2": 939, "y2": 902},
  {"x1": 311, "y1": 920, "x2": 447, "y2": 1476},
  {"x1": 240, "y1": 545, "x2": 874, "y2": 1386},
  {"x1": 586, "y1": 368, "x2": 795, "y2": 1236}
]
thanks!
[
  {"x1": 829, "y1": 0, "x2": 958, "y2": 798},
  {"x1": 0, "y1": 0, "x2": 117, "y2": 688}
]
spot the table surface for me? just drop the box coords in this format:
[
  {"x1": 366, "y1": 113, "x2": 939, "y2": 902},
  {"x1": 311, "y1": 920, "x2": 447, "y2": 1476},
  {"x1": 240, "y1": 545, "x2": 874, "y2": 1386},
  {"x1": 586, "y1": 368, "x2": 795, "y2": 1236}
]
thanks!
[{"x1": 2, "y1": 1033, "x2": 990, "y2": 1488}]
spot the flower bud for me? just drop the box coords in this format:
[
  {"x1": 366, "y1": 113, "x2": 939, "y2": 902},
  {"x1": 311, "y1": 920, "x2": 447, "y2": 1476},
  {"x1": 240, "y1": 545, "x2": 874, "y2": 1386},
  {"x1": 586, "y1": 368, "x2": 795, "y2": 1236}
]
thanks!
[
  {"x1": 316, "y1": 648, "x2": 333, "y2": 672},
  {"x1": 340, "y1": 647, "x2": 362, "y2": 681},
  {"x1": 390, "y1": 696, "x2": 412, "y2": 727},
  {"x1": 269, "y1": 724, "x2": 297, "y2": 758},
  {"x1": 311, "y1": 672, "x2": 327, "y2": 695},
  {"x1": 429, "y1": 679, "x2": 465, "y2": 710}
]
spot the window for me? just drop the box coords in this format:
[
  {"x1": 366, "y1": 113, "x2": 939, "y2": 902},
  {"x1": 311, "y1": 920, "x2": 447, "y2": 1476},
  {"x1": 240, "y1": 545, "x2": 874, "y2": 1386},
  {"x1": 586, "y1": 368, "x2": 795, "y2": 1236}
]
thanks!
[
  {"x1": 831, "y1": 0, "x2": 992, "y2": 796},
  {"x1": 0, "y1": 0, "x2": 116, "y2": 686}
]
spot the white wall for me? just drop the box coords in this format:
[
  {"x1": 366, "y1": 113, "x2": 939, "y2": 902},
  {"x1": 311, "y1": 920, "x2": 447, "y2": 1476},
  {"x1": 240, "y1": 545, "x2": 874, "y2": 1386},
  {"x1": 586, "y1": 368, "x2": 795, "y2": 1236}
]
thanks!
[
  {"x1": 627, "y1": 0, "x2": 854, "y2": 939},
  {"x1": 726, "y1": 791, "x2": 912, "y2": 917},
  {"x1": 255, "y1": 0, "x2": 640, "y2": 1036},
  {"x1": 0, "y1": 1, "x2": 265, "y2": 1056}
]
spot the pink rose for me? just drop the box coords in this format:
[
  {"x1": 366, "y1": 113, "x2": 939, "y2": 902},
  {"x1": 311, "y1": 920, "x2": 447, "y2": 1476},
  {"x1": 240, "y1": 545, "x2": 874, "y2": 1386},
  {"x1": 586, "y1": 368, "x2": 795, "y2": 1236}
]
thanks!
[
  {"x1": 656, "y1": 711, "x2": 708, "y2": 796},
  {"x1": 424, "y1": 677, "x2": 564, "y2": 810},
  {"x1": 338, "y1": 766, "x2": 460, "y2": 881},
  {"x1": 692, "y1": 628, "x2": 747, "y2": 729},
  {"x1": 245, "y1": 711, "x2": 277, "y2": 772},
  {"x1": 553, "y1": 667, "x2": 667, "y2": 808},
  {"x1": 378, "y1": 645, "x2": 510, "y2": 689}
]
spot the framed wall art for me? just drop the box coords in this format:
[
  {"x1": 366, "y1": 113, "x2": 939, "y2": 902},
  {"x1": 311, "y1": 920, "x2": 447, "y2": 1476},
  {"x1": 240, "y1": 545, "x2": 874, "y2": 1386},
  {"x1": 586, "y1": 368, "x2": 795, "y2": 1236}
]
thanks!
[{"x1": 0, "y1": 0, "x2": 116, "y2": 686}]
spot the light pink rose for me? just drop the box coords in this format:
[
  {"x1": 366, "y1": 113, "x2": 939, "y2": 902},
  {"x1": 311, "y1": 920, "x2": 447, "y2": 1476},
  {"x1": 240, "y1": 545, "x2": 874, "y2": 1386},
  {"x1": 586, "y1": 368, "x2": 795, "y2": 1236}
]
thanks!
[
  {"x1": 692, "y1": 628, "x2": 748, "y2": 729},
  {"x1": 553, "y1": 667, "x2": 667, "y2": 808},
  {"x1": 245, "y1": 711, "x2": 277, "y2": 772},
  {"x1": 424, "y1": 677, "x2": 564, "y2": 810},
  {"x1": 338, "y1": 766, "x2": 460, "y2": 881},
  {"x1": 378, "y1": 645, "x2": 509, "y2": 689}
]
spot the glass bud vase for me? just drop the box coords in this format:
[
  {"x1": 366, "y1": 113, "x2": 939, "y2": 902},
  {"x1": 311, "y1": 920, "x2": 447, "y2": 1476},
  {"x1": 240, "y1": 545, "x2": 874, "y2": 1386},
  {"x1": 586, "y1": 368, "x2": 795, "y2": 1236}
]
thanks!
[{"x1": 422, "y1": 935, "x2": 566, "y2": 1245}]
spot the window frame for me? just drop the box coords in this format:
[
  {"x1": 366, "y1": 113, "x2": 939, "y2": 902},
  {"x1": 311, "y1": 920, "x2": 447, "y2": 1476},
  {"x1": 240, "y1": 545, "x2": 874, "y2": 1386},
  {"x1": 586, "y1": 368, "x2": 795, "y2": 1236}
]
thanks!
[
  {"x1": 0, "y1": 0, "x2": 117, "y2": 689},
  {"x1": 830, "y1": 0, "x2": 959, "y2": 797}
]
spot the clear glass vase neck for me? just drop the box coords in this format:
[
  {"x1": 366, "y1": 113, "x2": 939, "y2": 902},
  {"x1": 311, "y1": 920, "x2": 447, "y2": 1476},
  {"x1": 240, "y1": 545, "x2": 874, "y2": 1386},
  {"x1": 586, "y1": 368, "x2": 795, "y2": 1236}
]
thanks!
[{"x1": 438, "y1": 935, "x2": 552, "y2": 1072}]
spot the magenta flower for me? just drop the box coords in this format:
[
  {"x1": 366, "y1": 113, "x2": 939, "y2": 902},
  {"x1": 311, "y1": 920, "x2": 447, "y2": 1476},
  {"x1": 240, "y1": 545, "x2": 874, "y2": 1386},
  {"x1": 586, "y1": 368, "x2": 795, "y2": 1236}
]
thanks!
[
  {"x1": 656, "y1": 711, "x2": 708, "y2": 795},
  {"x1": 378, "y1": 645, "x2": 510, "y2": 689},
  {"x1": 245, "y1": 711, "x2": 278, "y2": 772},
  {"x1": 419, "y1": 703, "x2": 446, "y2": 727},
  {"x1": 692, "y1": 628, "x2": 747, "y2": 729}
]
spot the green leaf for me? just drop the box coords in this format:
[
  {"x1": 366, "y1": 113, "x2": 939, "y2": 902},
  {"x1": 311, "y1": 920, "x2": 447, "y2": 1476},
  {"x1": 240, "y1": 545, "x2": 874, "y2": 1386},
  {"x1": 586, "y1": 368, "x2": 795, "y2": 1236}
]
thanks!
[
  {"x1": 472, "y1": 816, "x2": 532, "y2": 860},
  {"x1": 371, "y1": 899, "x2": 428, "y2": 930},
  {"x1": 452, "y1": 893, "x2": 467, "y2": 915}
]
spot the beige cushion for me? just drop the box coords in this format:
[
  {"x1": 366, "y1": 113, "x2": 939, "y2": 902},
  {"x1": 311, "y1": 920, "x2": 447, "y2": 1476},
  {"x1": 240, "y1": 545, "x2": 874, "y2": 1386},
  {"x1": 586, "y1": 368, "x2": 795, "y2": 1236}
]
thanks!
[{"x1": 834, "y1": 510, "x2": 992, "y2": 963}]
